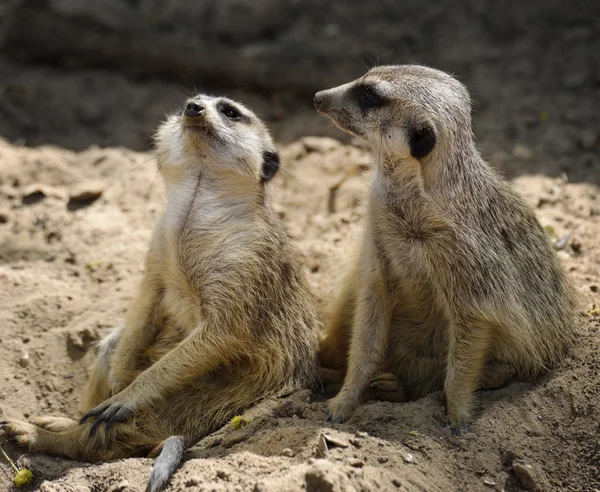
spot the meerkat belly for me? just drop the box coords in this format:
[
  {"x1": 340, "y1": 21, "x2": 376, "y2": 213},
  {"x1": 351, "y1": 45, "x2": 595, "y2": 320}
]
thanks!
[
  {"x1": 387, "y1": 278, "x2": 448, "y2": 358},
  {"x1": 143, "y1": 285, "x2": 203, "y2": 364}
]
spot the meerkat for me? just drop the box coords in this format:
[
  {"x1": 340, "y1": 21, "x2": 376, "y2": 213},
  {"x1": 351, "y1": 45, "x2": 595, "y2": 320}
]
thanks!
[
  {"x1": 1, "y1": 95, "x2": 320, "y2": 491},
  {"x1": 313, "y1": 65, "x2": 577, "y2": 434}
]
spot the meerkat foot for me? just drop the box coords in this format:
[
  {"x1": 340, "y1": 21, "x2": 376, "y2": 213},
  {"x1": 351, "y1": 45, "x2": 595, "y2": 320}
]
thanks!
[
  {"x1": 1, "y1": 419, "x2": 41, "y2": 448},
  {"x1": 30, "y1": 416, "x2": 78, "y2": 432},
  {"x1": 367, "y1": 372, "x2": 407, "y2": 403},
  {"x1": 450, "y1": 419, "x2": 471, "y2": 436},
  {"x1": 444, "y1": 393, "x2": 474, "y2": 436},
  {"x1": 327, "y1": 389, "x2": 361, "y2": 423}
]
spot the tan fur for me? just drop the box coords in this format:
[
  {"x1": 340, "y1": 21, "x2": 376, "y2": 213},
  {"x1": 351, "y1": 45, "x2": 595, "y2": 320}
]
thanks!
[
  {"x1": 314, "y1": 65, "x2": 577, "y2": 432},
  {"x1": 2, "y1": 95, "x2": 319, "y2": 460}
]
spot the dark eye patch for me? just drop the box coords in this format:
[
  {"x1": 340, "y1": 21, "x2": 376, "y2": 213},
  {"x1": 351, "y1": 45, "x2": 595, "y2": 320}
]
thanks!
[{"x1": 352, "y1": 84, "x2": 386, "y2": 110}]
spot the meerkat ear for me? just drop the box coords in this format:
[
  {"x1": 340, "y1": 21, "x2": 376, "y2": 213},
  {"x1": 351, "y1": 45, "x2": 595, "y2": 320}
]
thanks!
[
  {"x1": 261, "y1": 150, "x2": 280, "y2": 182},
  {"x1": 409, "y1": 125, "x2": 436, "y2": 159}
]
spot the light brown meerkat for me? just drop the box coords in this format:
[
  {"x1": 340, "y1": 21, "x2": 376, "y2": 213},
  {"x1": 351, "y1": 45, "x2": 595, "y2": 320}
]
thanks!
[
  {"x1": 313, "y1": 65, "x2": 577, "y2": 433},
  {"x1": 1, "y1": 95, "x2": 320, "y2": 491}
]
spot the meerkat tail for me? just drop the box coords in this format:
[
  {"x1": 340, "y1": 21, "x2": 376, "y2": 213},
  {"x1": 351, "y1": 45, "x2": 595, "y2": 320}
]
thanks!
[{"x1": 145, "y1": 436, "x2": 186, "y2": 492}]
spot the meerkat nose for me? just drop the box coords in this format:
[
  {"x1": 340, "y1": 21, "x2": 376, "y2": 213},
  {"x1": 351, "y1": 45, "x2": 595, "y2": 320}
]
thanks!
[
  {"x1": 313, "y1": 92, "x2": 324, "y2": 111},
  {"x1": 184, "y1": 102, "x2": 204, "y2": 118}
]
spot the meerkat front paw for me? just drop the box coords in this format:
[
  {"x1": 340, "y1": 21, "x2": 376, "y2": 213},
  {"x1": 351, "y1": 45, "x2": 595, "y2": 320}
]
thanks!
[
  {"x1": 326, "y1": 389, "x2": 361, "y2": 423},
  {"x1": 1, "y1": 419, "x2": 40, "y2": 448},
  {"x1": 80, "y1": 391, "x2": 140, "y2": 435}
]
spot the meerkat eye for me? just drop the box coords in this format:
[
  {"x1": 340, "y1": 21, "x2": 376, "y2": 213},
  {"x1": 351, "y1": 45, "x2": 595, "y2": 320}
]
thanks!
[
  {"x1": 356, "y1": 85, "x2": 384, "y2": 110},
  {"x1": 221, "y1": 104, "x2": 242, "y2": 120}
]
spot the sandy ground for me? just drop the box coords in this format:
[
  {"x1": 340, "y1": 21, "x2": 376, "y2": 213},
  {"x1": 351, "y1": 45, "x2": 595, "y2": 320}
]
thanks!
[{"x1": 0, "y1": 123, "x2": 599, "y2": 491}]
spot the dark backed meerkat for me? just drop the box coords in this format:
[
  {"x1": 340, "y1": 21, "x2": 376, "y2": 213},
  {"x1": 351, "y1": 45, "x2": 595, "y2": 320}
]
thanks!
[
  {"x1": 313, "y1": 65, "x2": 577, "y2": 433},
  {"x1": 1, "y1": 95, "x2": 320, "y2": 491}
]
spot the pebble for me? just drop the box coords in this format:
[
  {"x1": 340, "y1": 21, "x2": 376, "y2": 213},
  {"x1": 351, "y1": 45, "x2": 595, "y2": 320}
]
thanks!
[
  {"x1": 323, "y1": 433, "x2": 349, "y2": 448},
  {"x1": 378, "y1": 456, "x2": 389, "y2": 464},
  {"x1": 281, "y1": 448, "x2": 295, "y2": 457},
  {"x1": 483, "y1": 477, "x2": 496, "y2": 487},
  {"x1": 348, "y1": 458, "x2": 365, "y2": 468},
  {"x1": 512, "y1": 459, "x2": 550, "y2": 491},
  {"x1": 0, "y1": 211, "x2": 8, "y2": 223},
  {"x1": 185, "y1": 477, "x2": 200, "y2": 487},
  {"x1": 19, "y1": 352, "x2": 30, "y2": 367},
  {"x1": 216, "y1": 469, "x2": 229, "y2": 480},
  {"x1": 355, "y1": 431, "x2": 368, "y2": 438},
  {"x1": 403, "y1": 453, "x2": 414, "y2": 464}
]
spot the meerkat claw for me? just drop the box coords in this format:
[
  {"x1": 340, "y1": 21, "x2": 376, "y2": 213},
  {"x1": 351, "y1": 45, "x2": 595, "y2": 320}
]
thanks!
[{"x1": 450, "y1": 420, "x2": 471, "y2": 436}]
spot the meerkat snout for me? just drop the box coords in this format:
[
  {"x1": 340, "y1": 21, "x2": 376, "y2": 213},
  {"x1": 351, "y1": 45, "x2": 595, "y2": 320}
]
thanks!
[
  {"x1": 313, "y1": 91, "x2": 326, "y2": 112},
  {"x1": 184, "y1": 102, "x2": 204, "y2": 118}
]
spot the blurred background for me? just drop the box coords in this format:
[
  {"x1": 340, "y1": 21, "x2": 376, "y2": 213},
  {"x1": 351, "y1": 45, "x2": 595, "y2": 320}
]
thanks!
[{"x1": 0, "y1": 0, "x2": 598, "y2": 181}]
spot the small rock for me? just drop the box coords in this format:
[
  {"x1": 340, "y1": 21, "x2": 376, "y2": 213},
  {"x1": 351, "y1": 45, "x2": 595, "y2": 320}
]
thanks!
[
  {"x1": 19, "y1": 352, "x2": 30, "y2": 367},
  {"x1": 348, "y1": 458, "x2": 364, "y2": 468},
  {"x1": 185, "y1": 477, "x2": 200, "y2": 487},
  {"x1": 483, "y1": 477, "x2": 496, "y2": 487},
  {"x1": 314, "y1": 434, "x2": 329, "y2": 458},
  {"x1": 355, "y1": 431, "x2": 368, "y2": 438},
  {"x1": 0, "y1": 211, "x2": 8, "y2": 223},
  {"x1": 590, "y1": 285, "x2": 598, "y2": 293},
  {"x1": 349, "y1": 438, "x2": 361, "y2": 448},
  {"x1": 281, "y1": 448, "x2": 295, "y2": 458},
  {"x1": 512, "y1": 459, "x2": 550, "y2": 491},
  {"x1": 570, "y1": 238, "x2": 582, "y2": 254},
  {"x1": 378, "y1": 456, "x2": 389, "y2": 464},
  {"x1": 403, "y1": 453, "x2": 414, "y2": 464},
  {"x1": 216, "y1": 469, "x2": 229, "y2": 480},
  {"x1": 512, "y1": 143, "x2": 533, "y2": 160},
  {"x1": 323, "y1": 433, "x2": 349, "y2": 448},
  {"x1": 391, "y1": 478, "x2": 402, "y2": 488}
]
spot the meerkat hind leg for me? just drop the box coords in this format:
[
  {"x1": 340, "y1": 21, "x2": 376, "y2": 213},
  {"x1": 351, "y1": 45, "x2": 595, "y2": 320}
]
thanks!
[
  {"x1": 367, "y1": 372, "x2": 408, "y2": 403},
  {"x1": 30, "y1": 416, "x2": 79, "y2": 432},
  {"x1": 327, "y1": 277, "x2": 390, "y2": 423}
]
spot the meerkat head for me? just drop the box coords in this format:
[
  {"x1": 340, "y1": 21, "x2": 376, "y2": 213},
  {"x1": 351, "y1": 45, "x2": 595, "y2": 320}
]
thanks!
[
  {"x1": 154, "y1": 95, "x2": 280, "y2": 185},
  {"x1": 314, "y1": 65, "x2": 473, "y2": 164}
]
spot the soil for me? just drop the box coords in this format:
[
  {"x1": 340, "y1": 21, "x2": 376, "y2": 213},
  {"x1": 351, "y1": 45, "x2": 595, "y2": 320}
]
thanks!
[
  {"x1": 0, "y1": 127, "x2": 599, "y2": 491},
  {"x1": 0, "y1": 2, "x2": 599, "y2": 488}
]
